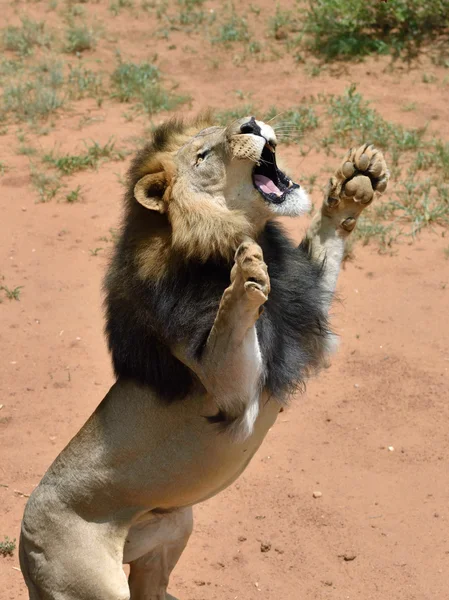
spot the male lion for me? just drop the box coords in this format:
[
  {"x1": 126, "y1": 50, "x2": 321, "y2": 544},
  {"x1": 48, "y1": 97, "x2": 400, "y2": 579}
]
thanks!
[{"x1": 19, "y1": 115, "x2": 389, "y2": 600}]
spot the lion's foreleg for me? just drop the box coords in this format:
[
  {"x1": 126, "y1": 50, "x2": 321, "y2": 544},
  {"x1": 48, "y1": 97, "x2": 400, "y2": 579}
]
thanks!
[
  {"x1": 176, "y1": 240, "x2": 269, "y2": 439},
  {"x1": 304, "y1": 144, "x2": 389, "y2": 308}
]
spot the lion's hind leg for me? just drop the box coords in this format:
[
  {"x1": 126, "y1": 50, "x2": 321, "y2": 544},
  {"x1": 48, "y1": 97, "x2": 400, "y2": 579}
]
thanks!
[{"x1": 124, "y1": 508, "x2": 193, "y2": 600}]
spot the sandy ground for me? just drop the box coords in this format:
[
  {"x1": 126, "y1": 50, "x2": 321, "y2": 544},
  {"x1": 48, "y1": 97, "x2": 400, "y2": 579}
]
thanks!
[{"x1": 1, "y1": 1, "x2": 449, "y2": 599}]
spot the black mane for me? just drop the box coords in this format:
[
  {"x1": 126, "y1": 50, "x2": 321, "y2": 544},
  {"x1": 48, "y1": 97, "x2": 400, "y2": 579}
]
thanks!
[{"x1": 104, "y1": 220, "x2": 331, "y2": 404}]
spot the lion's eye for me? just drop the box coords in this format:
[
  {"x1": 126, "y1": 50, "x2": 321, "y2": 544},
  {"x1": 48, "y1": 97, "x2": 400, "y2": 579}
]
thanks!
[{"x1": 196, "y1": 149, "x2": 210, "y2": 165}]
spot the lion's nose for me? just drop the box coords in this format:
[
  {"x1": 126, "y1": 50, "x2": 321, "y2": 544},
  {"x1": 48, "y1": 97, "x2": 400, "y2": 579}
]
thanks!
[{"x1": 240, "y1": 117, "x2": 262, "y2": 137}]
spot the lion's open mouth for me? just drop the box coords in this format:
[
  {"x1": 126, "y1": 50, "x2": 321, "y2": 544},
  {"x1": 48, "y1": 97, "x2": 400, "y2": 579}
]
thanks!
[{"x1": 253, "y1": 144, "x2": 300, "y2": 204}]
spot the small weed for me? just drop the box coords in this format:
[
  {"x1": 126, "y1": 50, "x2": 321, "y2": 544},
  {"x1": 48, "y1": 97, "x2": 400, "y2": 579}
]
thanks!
[
  {"x1": 66, "y1": 3, "x2": 85, "y2": 18},
  {"x1": 213, "y1": 9, "x2": 249, "y2": 44},
  {"x1": 422, "y1": 72, "x2": 437, "y2": 84},
  {"x1": 111, "y1": 61, "x2": 159, "y2": 102},
  {"x1": 1, "y1": 286, "x2": 23, "y2": 301},
  {"x1": 110, "y1": 0, "x2": 134, "y2": 16},
  {"x1": 269, "y1": 5, "x2": 298, "y2": 41},
  {"x1": 354, "y1": 217, "x2": 399, "y2": 252},
  {"x1": 413, "y1": 141, "x2": 449, "y2": 181},
  {"x1": 265, "y1": 105, "x2": 319, "y2": 143},
  {"x1": 109, "y1": 227, "x2": 119, "y2": 242},
  {"x1": 31, "y1": 169, "x2": 62, "y2": 202},
  {"x1": 2, "y1": 18, "x2": 53, "y2": 56},
  {"x1": 249, "y1": 4, "x2": 261, "y2": 16},
  {"x1": 444, "y1": 246, "x2": 449, "y2": 259},
  {"x1": 248, "y1": 41, "x2": 262, "y2": 54},
  {"x1": 0, "y1": 537, "x2": 16, "y2": 556},
  {"x1": 89, "y1": 247, "x2": 103, "y2": 256},
  {"x1": 177, "y1": 0, "x2": 207, "y2": 29},
  {"x1": 402, "y1": 102, "x2": 417, "y2": 112},
  {"x1": 65, "y1": 24, "x2": 97, "y2": 53},
  {"x1": 110, "y1": 59, "x2": 187, "y2": 114},
  {"x1": 0, "y1": 62, "x2": 65, "y2": 123},
  {"x1": 66, "y1": 185, "x2": 82, "y2": 203},
  {"x1": 18, "y1": 145, "x2": 37, "y2": 156},
  {"x1": 67, "y1": 64, "x2": 103, "y2": 100},
  {"x1": 0, "y1": 161, "x2": 8, "y2": 175},
  {"x1": 44, "y1": 139, "x2": 126, "y2": 175},
  {"x1": 322, "y1": 84, "x2": 425, "y2": 152},
  {"x1": 390, "y1": 178, "x2": 449, "y2": 236}
]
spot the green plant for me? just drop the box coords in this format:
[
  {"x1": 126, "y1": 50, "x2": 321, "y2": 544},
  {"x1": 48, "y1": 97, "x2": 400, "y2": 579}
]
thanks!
[
  {"x1": 413, "y1": 141, "x2": 449, "y2": 181},
  {"x1": 269, "y1": 5, "x2": 297, "y2": 40},
  {"x1": 264, "y1": 105, "x2": 319, "y2": 143},
  {"x1": 110, "y1": 60, "x2": 187, "y2": 114},
  {"x1": 390, "y1": 177, "x2": 449, "y2": 236},
  {"x1": 402, "y1": 102, "x2": 417, "y2": 112},
  {"x1": 89, "y1": 247, "x2": 103, "y2": 255},
  {"x1": 1, "y1": 77, "x2": 64, "y2": 123},
  {"x1": 2, "y1": 17, "x2": 53, "y2": 56},
  {"x1": 17, "y1": 144, "x2": 37, "y2": 156},
  {"x1": 67, "y1": 64, "x2": 103, "y2": 100},
  {"x1": 65, "y1": 24, "x2": 97, "y2": 53},
  {"x1": 110, "y1": 0, "x2": 134, "y2": 15},
  {"x1": 44, "y1": 139, "x2": 126, "y2": 175},
  {"x1": 0, "y1": 536, "x2": 16, "y2": 556},
  {"x1": 422, "y1": 72, "x2": 437, "y2": 84},
  {"x1": 322, "y1": 84, "x2": 425, "y2": 152},
  {"x1": 213, "y1": 9, "x2": 249, "y2": 44},
  {"x1": 1, "y1": 285, "x2": 23, "y2": 300},
  {"x1": 31, "y1": 169, "x2": 62, "y2": 202},
  {"x1": 66, "y1": 185, "x2": 82, "y2": 202},
  {"x1": 302, "y1": 0, "x2": 449, "y2": 61}
]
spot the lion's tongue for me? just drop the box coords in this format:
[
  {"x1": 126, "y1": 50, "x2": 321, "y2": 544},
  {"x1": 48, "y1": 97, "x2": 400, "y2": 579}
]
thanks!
[{"x1": 254, "y1": 174, "x2": 281, "y2": 196}]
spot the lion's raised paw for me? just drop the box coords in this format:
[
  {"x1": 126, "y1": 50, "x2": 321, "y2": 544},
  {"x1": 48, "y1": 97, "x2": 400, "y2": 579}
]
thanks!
[
  {"x1": 231, "y1": 240, "x2": 270, "y2": 305},
  {"x1": 324, "y1": 144, "x2": 389, "y2": 233}
]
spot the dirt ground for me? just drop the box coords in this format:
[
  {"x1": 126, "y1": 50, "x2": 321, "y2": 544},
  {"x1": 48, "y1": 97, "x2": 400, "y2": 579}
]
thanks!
[{"x1": 1, "y1": 1, "x2": 449, "y2": 599}]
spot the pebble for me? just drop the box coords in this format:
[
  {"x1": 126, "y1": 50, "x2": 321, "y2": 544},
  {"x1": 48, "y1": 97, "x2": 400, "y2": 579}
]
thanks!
[
  {"x1": 313, "y1": 491, "x2": 322, "y2": 498},
  {"x1": 260, "y1": 542, "x2": 271, "y2": 553}
]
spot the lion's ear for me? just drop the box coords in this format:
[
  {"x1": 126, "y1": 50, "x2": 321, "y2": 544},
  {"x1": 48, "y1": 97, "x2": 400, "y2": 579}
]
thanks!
[{"x1": 134, "y1": 173, "x2": 168, "y2": 213}]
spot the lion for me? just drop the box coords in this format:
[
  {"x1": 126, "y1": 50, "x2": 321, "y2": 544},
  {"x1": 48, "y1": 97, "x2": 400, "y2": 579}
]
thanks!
[{"x1": 19, "y1": 114, "x2": 389, "y2": 600}]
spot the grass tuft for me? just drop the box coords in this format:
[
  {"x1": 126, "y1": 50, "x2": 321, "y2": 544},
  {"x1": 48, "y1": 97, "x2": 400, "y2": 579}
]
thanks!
[
  {"x1": 110, "y1": 60, "x2": 187, "y2": 114},
  {"x1": 213, "y1": 8, "x2": 249, "y2": 44},
  {"x1": 0, "y1": 536, "x2": 16, "y2": 556},
  {"x1": 31, "y1": 169, "x2": 62, "y2": 203},
  {"x1": 265, "y1": 106, "x2": 319, "y2": 143},
  {"x1": 322, "y1": 84, "x2": 425, "y2": 154},
  {"x1": 1, "y1": 286, "x2": 23, "y2": 301},
  {"x1": 44, "y1": 139, "x2": 126, "y2": 175},
  {"x1": 65, "y1": 24, "x2": 97, "y2": 53},
  {"x1": 2, "y1": 18, "x2": 53, "y2": 56}
]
